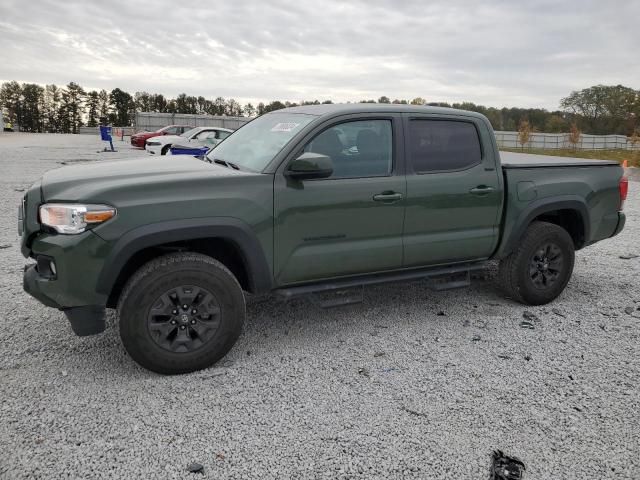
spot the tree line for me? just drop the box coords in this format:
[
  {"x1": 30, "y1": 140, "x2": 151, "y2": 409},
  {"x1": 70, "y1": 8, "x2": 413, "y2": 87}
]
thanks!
[{"x1": 1, "y1": 81, "x2": 638, "y2": 136}]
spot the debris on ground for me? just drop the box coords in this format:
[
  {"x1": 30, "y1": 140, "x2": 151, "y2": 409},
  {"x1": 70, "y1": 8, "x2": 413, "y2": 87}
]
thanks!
[
  {"x1": 0, "y1": 244, "x2": 11, "y2": 249},
  {"x1": 619, "y1": 253, "x2": 639, "y2": 259},
  {"x1": 490, "y1": 450, "x2": 526, "y2": 480},
  {"x1": 187, "y1": 463, "x2": 204, "y2": 474},
  {"x1": 624, "y1": 306, "x2": 634, "y2": 315},
  {"x1": 520, "y1": 320, "x2": 535, "y2": 329},
  {"x1": 552, "y1": 308, "x2": 566, "y2": 318},
  {"x1": 401, "y1": 405, "x2": 428, "y2": 418},
  {"x1": 358, "y1": 367, "x2": 369, "y2": 377},
  {"x1": 373, "y1": 351, "x2": 385, "y2": 357},
  {"x1": 522, "y1": 311, "x2": 540, "y2": 322}
]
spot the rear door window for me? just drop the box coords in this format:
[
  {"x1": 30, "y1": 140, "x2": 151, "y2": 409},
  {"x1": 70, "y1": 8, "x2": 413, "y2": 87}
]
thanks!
[{"x1": 408, "y1": 120, "x2": 481, "y2": 173}]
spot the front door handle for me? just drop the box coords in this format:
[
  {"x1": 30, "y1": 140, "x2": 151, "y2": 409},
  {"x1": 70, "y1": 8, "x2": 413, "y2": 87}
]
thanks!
[
  {"x1": 469, "y1": 185, "x2": 495, "y2": 195},
  {"x1": 373, "y1": 192, "x2": 403, "y2": 203}
]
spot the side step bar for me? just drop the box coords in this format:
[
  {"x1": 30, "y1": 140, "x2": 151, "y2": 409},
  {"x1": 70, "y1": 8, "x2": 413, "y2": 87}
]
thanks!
[{"x1": 274, "y1": 261, "x2": 485, "y2": 302}]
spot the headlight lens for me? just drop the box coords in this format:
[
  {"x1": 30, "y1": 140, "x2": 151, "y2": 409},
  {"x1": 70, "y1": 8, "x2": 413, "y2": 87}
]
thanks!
[
  {"x1": 146, "y1": 141, "x2": 161, "y2": 146},
  {"x1": 39, "y1": 204, "x2": 116, "y2": 234}
]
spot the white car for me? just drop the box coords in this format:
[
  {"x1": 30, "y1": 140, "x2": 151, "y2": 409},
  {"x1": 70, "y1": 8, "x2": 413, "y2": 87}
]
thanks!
[{"x1": 145, "y1": 126, "x2": 233, "y2": 155}]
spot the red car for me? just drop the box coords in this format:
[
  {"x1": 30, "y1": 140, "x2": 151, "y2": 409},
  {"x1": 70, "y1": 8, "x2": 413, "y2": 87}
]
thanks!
[{"x1": 130, "y1": 125, "x2": 193, "y2": 149}]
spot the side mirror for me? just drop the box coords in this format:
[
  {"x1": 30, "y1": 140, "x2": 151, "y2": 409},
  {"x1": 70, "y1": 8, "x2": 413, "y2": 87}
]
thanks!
[{"x1": 286, "y1": 152, "x2": 333, "y2": 180}]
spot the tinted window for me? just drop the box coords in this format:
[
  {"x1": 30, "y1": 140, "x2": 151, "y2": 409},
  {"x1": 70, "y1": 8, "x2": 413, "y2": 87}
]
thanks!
[
  {"x1": 164, "y1": 126, "x2": 179, "y2": 135},
  {"x1": 303, "y1": 120, "x2": 392, "y2": 179},
  {"x1": 408, "y1": 120, "x2": 481, "y2": 172}
]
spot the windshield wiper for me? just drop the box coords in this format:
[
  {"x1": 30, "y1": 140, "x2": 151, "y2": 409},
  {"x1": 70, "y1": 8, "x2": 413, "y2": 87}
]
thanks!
[{"x1": 213, "y1": 158, "x2": 240, "y2": 170}]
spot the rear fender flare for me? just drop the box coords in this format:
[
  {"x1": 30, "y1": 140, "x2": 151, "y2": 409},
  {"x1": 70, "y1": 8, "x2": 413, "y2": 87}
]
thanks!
[{"x1": 496, "y1": 196, "x2": 590, "y2": 258}]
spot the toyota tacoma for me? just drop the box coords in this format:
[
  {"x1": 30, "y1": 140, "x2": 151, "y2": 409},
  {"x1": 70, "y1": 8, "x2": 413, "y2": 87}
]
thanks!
[{"x1": 20, "y1": 104, "x2": 628, "y2": 374}]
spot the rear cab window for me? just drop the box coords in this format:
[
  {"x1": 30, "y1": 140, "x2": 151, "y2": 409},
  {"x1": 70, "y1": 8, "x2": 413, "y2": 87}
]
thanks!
[{"x1": 407, "y1": 119, "x2": 482, "y2": 173}]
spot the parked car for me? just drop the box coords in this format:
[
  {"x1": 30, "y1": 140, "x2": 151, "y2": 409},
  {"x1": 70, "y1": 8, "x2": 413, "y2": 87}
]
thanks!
[
  {"x1": 20, "y1": 104, "x2": 627, "y2": 374},
  {"x1": 146, "y1": 126, "x2": 233, "y2": 155},
  {"x1": 130, "y1": 125, "x2": 193, "y2": 149}
]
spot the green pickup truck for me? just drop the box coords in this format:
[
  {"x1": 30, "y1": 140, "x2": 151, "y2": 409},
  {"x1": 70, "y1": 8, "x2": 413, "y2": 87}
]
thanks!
[{"x1": 20, "y1": 104, "x2": 628, "y2": 374}]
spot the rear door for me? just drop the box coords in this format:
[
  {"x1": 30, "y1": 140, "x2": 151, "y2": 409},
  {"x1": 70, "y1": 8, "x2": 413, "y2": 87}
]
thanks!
[
  {"x1": 402, "y1": 114, "x2": 502, "y2": 266},
  {"x1": 273, "y1": 114, "x2": 406, "y2": 285}
]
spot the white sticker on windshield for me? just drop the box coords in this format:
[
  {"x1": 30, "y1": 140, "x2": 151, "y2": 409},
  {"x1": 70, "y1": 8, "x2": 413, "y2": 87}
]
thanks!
[{"x1": 271, "y1": 122, "x2": 300, "y2": 132}]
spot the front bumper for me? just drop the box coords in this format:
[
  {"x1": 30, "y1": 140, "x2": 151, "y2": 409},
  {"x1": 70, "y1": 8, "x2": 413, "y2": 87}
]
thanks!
[
  {"x1": 24, "y1": 263, "x2": 61, "y2": 308},
  {"x1": 23, "y1": 231, "x2": 110, "y2": 335},
  {"x1": 146, "y1": 144, "x2": 162, "y2": 155}
]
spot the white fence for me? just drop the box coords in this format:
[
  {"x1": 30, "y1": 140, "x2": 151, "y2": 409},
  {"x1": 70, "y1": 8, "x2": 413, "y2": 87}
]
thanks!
[
  {"x1": 134, "y1": 112, "x2": 250, "y2": 132},
  {"x1": 494, "y1": 131, "x2": 638, "y2": 150}
]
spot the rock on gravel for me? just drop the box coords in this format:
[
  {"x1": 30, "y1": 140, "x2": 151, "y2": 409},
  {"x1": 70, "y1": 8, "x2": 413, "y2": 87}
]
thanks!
[{"x1": 0, "y1": 134, "x2": 639, "y2": 479}]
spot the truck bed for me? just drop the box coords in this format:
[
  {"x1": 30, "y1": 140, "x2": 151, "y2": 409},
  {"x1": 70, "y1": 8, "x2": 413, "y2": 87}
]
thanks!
[{"x1": 500, "y1": 151, "x2": 619, "y2": 168}]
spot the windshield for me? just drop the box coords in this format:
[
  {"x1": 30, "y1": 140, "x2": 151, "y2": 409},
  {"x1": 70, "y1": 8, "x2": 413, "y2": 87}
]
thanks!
[
  {"x1": 206, "y1": 113, "x2": 315, "y2": 171},
  {"x1": 181, "y1": 127, "x2": 201, "y2": 138}
]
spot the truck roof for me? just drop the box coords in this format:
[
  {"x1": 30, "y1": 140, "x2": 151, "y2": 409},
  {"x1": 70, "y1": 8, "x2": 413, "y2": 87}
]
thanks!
[{"x1": 278, "y1": 103, "x2": 489, "y2": 120}]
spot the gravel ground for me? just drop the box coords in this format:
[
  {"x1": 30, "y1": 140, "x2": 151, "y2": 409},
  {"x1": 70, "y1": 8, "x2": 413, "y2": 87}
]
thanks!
[{"x1": 0, "y1": 133, "x2": 639, "y2": 479}]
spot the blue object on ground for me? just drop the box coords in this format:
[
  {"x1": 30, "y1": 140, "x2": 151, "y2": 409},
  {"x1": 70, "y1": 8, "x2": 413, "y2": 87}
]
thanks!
[{"x1": 99, "y1": 125, "x2": 115, "y2": 152}]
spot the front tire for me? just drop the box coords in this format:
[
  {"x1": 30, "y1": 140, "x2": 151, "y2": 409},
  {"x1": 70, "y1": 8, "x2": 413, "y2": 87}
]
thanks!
[
  {"x1": 117, "y1": 253, "x2": 245, "y2": 374},
  {"x1": 498, "y1": 221, "x2": 575, "y2": 305},
  {"x1": 161, "y1": 144, "x2": 171, "y2": 155}
]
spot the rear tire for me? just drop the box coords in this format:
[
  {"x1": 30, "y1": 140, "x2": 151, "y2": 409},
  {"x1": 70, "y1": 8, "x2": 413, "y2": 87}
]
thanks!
[
  {"x1": 117, "y1": 253, "x2": 245, "y2": 374},
  {"x1": 498, "y1": 221, "x2": 575, "y2": 305}
]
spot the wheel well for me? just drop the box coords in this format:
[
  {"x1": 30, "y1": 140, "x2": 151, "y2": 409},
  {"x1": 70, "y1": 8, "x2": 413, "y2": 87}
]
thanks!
[
  {"x1": 532, "y1": 209, "x2": 585, "y2": 249},
  {"x1": 106, "y1": 237, "x2": 250, "y2": 308},
  {"x1": 161, "y1": 144, "x2": 171, "y2": 154}
]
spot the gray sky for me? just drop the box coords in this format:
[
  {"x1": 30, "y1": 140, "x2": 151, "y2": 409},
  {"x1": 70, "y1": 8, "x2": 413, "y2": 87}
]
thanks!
[{"x1": 1, "y1": 0, "x2": 638, "y2": 110}]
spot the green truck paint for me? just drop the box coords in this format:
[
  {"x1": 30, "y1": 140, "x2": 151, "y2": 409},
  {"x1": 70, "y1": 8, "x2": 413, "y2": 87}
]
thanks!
[{"x1": 19, "y1": 104, "x2": 627, "y2": 373}]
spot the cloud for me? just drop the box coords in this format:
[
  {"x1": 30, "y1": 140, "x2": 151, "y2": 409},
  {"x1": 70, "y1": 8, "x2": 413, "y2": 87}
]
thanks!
[{"x1": 0, "y1": 0, "x2": 638, "y2": 109}]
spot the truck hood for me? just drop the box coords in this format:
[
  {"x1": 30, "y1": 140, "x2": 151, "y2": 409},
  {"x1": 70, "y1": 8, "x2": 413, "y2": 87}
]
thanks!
[{"x1": 41, "y1": 156, "x2": 248, "y2": 202}]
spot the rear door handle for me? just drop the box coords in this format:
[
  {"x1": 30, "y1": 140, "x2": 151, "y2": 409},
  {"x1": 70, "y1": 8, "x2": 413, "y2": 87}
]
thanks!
[
  {"x1": 373, "y1": 192, "x2": 403, "y2": 202},
  {"x1": 469, "y1": 185, "x2": 495, "y2": 195}
]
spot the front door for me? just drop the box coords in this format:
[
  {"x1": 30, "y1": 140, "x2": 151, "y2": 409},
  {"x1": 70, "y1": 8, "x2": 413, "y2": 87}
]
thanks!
[
  {"x1": 402, "y1": 115, "x2": 502, "y2": 266},
  {"x1": 274, "y1": 116, "x2": 406, "y2": 285}
]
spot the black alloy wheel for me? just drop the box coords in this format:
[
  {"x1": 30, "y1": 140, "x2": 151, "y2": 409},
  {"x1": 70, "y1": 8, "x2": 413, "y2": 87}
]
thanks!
[{"x1": 147, "y1": 285, "x2": 221, "y2": 353}]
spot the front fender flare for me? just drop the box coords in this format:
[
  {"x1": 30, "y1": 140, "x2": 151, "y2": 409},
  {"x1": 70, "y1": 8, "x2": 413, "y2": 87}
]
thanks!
[{"x1": 95, "y1": 217, "x2": 272, "y2": 296}]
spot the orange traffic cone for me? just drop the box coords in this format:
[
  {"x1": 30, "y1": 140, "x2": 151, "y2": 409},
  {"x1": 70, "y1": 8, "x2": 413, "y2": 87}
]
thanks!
[{"x1": 622, "y1": 159, "x2": 628, "y2": 168}]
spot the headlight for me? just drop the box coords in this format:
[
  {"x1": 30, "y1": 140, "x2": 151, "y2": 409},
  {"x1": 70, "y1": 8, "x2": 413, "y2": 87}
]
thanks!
[
  {"x1": 39, "y1": 204, "x2": 116, "y2": 234},
  {"x1": 146, "y1": 141, "x2": 161, "y2": 146}
]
